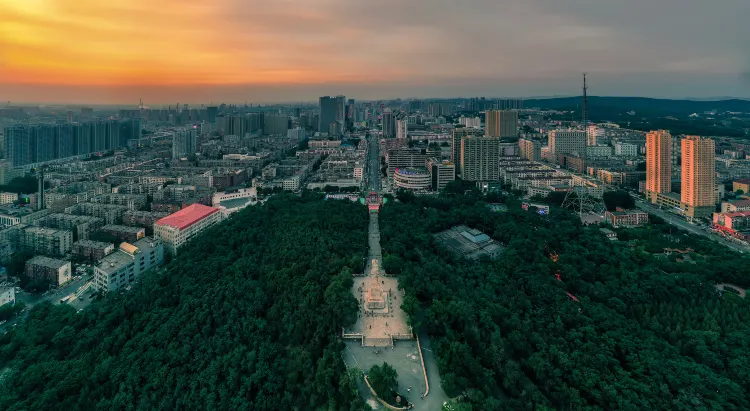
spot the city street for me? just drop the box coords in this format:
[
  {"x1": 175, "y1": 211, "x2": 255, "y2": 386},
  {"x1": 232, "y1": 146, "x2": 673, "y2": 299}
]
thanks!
[
  {"x1": 635, "y1": 200, "x2": 749, "y2": 253},
  {"x1": 0, "y1": 275, "x2": 94, "y2": 334}
]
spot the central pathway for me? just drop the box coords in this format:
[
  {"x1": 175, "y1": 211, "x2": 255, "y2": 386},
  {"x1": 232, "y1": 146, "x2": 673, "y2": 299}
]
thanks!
[{"x1": 340, "y1": 135, "x2": 449, "y2": 410}]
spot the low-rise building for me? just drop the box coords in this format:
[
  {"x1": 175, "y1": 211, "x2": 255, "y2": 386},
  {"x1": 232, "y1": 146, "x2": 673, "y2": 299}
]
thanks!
[
  {"x1": 604, "y1": 209, "x2": 649, "y2": 227},
  {"x1": 100, "y1": 225, "x2": 145, "y2": 243},
  {"x1": 21, "y1": 226, "x2": 73, "y2": 256},
  {"x1": 733, "y1": 179, "x2": 750, "y2": 194},
  {"x1": 93, "y1": 237, "x2": 164, "y2": 293},
  {"x1": 0, "y1": 213, "x2": 21, "y2": 228},
  {"x1": 72, "y1": 240, "x2": 115, "y2": 261},
  {"x1": 25, "y1": 256, "x2": 71, "y2": 287},
  {"x1": 0, "y1": 286, "x2": 15, "y2": 307},
  {"x1": 154, "y1": 204, "x2": 222, "y2": 255},
  {"x1": 0, "y1": 192, "x2": 17, "y2": 205},
  {"x1": 393, "y1": 167, "x2": 431, "y2": 191},
  {"x1": 721, "y1": 199, "x2": 750, "y2": 213},
  {"x1": 122, "y1": 210, "x2": 170, "y2": 229},
  {"x1": 713, "y1": 210, "x2": 750, "y2": 239}
]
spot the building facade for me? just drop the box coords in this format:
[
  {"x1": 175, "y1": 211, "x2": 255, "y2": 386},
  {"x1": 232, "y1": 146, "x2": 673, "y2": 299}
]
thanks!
[
  {"x1": 461, "y1": 136, "x2": 501, "y2": 181},
  {"x1": 646, "y1": 130, "x2": 672, "y2": 203},
  {"x1": 25, "y1": 256, "x2": 71, "y2": 287},
  {"x1": 485, "y1": 110, "x2": 518, "y2": 138},
  {"x1": 427, "y1": 158, "x2": 455, "y2": 190},
  {"x1": 548, "y1": 130, "x2": 586, "y2": 160},
  {"x1": 681, "y1": 136, "x2": 716, "y2": 218},
  {"x1": 154, "y1": 204, "x2": 222, "y2": 255},
  {"x1": 94, "y1": 237, "x2": 164, "y2": 293}
]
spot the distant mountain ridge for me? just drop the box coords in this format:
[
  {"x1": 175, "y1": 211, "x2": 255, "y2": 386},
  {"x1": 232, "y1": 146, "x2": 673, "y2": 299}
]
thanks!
[{"x1": 525, "y1": 96, "x2": 750, "y2": 114}]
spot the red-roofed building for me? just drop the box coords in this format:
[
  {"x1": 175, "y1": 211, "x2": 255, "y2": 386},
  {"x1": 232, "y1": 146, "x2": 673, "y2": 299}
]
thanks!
[{"x1": 154, "y1": 204, "x2": 222, "y2": 254}]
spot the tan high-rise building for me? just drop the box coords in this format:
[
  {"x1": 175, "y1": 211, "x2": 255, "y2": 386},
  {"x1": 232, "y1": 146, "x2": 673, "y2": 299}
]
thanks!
[
  {"x1": 681, "y1": 136, "x2": 715, "y2": 218},
  {"x1": 485, "y1": 110, "x2": 518, "y2": 138},
  {"x1": 645, "y1": 130, "x2": 672, "y2": 203},
  {"x1": 518, "y1": 138, "x2": 542, "y2": 161}
]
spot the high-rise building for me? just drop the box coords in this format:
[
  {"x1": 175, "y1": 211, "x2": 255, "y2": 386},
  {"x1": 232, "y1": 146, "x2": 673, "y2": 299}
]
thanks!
[
  {"x1": 518, "y1": 138, "x2": 542, "y2": 161},
  {"x1": 382, "y1": 108, "x2": 396, "y2": 138},
  {"x1": 452, "y1": 128, "x2": 482, "y2": 177},
  {"x1": 681, "y1": 136, "x2": 716, "y2": 218},
  {"x1": 172, "y1": 129, "x2": 197, "y2": 159},
  {"x1": 645, "y1": 130, "x2": 672, "y2": 203},
  {"x1": 496, "y1": 99, "x2": 524, "y2": 110},
  {"x1": 548, "y1": 130, "x2": 586, "y2": 160},
  {"x1": 485, "y1": 110, "x2": 518, "y2": 138},
  {"x1": 426, "y1": 158, "x2": 455, "y2": 190},
  {"x1": 396, "y1": 118, "x2": 408, "y2": 140},
  {"x1": 318, "y1": 95, "x2": 345, "y2": 133},
  {"x1": 263, "y1": 113, "x2": 289, "y2": 135},
  {"x1": 460, "y1": 136, "x2": 501, "y2": 181}
]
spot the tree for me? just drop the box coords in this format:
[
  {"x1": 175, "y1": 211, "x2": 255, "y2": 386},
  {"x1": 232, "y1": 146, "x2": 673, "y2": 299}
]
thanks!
[
  {"x1": 736, "y1": 189, "x2": 745, "y2": 196},
  {"x1": 368, "y1": 362, "x2": 398, "y2": 398},
  {"x1": 602, "y1": 190, "x2": 635, "y2": 211}
]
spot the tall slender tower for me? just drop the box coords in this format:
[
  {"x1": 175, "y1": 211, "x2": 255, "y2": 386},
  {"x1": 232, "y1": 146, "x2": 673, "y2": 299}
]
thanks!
[
  {"x1": 646, "y1": 130, "x2": 672, "y2": 203},
  {"x1": 582, "y1": 73, "x2": 588, "y2": 127},
  {"x1": 681, "y1": 136, "x2": 716, "y2": 218}
]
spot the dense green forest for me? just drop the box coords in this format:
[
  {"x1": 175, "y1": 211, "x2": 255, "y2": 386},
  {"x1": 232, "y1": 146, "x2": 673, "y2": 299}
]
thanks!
[
  {"x1": 380, "y1": 190, "x2": 750, "y2": 410},
  {"x1": 0, "y1": 194, "x2": 371, "y2": 410}
]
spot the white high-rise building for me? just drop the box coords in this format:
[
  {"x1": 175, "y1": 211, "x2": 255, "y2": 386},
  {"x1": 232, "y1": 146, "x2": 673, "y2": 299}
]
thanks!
[
  {"x1": 172, "y1": 129, "x2": 197, "y2": 159},
  {"x1": 396, "y1": 118, "x2": 408, "y2": 139}
]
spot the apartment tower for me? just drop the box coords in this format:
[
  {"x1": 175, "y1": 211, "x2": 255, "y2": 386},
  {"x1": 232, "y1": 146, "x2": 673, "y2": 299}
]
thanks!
[
  {"x1": 681, "y1": 136, "x2": 715, "y2": 218},
  {"x1": 645, "y1": 130, "x2": 672, "y2": 203}
]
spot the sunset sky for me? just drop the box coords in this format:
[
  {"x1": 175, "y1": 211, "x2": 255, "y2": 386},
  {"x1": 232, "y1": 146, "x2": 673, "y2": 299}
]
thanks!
[{"x1": 1, "y1": 0, "x2": 748, "y2": 104}]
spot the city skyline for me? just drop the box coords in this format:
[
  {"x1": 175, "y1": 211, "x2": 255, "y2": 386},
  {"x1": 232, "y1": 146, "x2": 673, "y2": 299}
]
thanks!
[{"x1": 2, "y1": 0, "x2": 749, "y2": 104}]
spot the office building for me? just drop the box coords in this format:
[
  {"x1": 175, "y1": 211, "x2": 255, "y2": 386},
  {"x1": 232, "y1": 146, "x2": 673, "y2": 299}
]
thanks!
[
  {"x1": 94, "y1": 237, "x2": 164, "y2": 293},
  {"x1": 646, "y1": 130, "x2": 672, "y2": 203},
  {"x1": 393, "y1": 167, "x2": 431, "y2": 190},
  {"x1": 319, "y1": 95, "x2": 345, "y2": 133},
  {"x1": 263, "y1": 113, "x2": 289, "y2": 135},
  {"x1": 681, "y1": 136, "x2": 716, "y2": 218},
  {"x1": 25, "y1": 256, "x2": 71, "y2": 287},
  {"x1": 154, "y1": 204, "x2": 222, "y2": 255},
  {"x1": 427, "y1": 158, "x2": 455, "y2": 190},
  {"x1": 461, "y1": 136, "x2": 501, "y2": 181},
  {"x1": 548, "y1": 130, "x2": 586, "y2": 159},
  {"x1": 485, "y1": 110, "x2": 518, "y2": 138},
  {"x1": 172, "y1": 129, "x2": 197, "y2": 159},
  {"x1": 386, "y1": 147, "x2": 440, "y2": 178},
  {"x1": 518, "y1": 139, "x2": 542, "y2": 161},
  {"x1": 382, "y1": 108, "x2": 396, "y2": 138}
]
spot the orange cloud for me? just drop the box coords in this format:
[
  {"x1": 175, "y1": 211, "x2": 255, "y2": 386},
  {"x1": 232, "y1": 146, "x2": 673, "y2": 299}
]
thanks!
[{"x1": 0, "y1": 0, "x2": 342, "y2": 85}]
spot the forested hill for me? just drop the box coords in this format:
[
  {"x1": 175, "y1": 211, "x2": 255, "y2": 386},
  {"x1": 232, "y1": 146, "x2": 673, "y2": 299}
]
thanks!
[
  {"x1": 0, "y1": 194, "x2": 371, "y2": 410},
  {"x1": 380, "y1": 189, "x2": 750, "y2": 410},
  {"x1": 525, "y1": 96, "x2": 750, "y2": 115}
]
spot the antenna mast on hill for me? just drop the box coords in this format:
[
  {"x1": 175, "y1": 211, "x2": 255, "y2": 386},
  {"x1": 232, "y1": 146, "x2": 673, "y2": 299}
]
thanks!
[{"x1": 582, "y1": 73, "x2": 588, "y2": 128}]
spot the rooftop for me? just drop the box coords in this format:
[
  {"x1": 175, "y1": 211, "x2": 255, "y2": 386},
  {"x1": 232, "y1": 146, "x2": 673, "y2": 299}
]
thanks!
[
  {"x1": 723, "y1": 210, "x2": 750, "y2": 218},
  {"x1": 27, "y1": 255, "x2": 69, "y2": 269},
  {"x1": 155, "y1": 204, "x2": 219, "y2": 230},
  {"x1": 102, "y1": 225, "x2": 145, "y2": 233},
  {"x1": 96, "y1": 251, "x2": 134, "y2": 275},
  {"x1": 74, "y1": 240, "x2": 114, "y2": 249}
]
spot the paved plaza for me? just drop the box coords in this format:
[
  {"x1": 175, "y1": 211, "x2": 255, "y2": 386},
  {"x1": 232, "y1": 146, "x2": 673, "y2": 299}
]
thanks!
[{"x1": 345, "y1": 213, "x2": 411, "y2": 346}]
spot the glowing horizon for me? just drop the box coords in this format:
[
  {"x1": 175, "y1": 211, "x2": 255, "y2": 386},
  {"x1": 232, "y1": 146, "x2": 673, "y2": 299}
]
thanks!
[{"x1": 1, "y1": 0, "x2": 748, "y2": 103}]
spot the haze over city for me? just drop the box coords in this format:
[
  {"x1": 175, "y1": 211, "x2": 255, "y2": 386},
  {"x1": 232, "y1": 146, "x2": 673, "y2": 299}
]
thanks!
[{"x1": 2, "y1": 0, "x2": 749, "y2": 103}]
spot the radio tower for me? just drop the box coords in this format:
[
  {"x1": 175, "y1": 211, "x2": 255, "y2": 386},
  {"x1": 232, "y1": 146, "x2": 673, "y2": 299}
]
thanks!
[{"x1": 582, "y1": 73, "x2": 588, "y2": 128}]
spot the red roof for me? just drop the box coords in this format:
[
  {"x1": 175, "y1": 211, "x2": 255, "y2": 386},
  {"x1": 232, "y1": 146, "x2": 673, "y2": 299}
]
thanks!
[
  {"x1": 724, "y1": 210, "x2": 750, "y2": 218},
  {"x1": 155, "y1": 204, "x2": 219, "y2": 230}
]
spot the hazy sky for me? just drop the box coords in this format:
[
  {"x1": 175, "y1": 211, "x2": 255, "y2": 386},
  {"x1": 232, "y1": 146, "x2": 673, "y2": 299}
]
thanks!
[{"x1": 1, "y1": 0, "x2": 748, "y2": 104}]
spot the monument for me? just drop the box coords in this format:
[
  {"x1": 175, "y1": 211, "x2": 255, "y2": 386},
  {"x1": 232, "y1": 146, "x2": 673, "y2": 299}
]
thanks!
[{"x1": 366, "y1": 259, "x2": 386, "y2": 310}]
